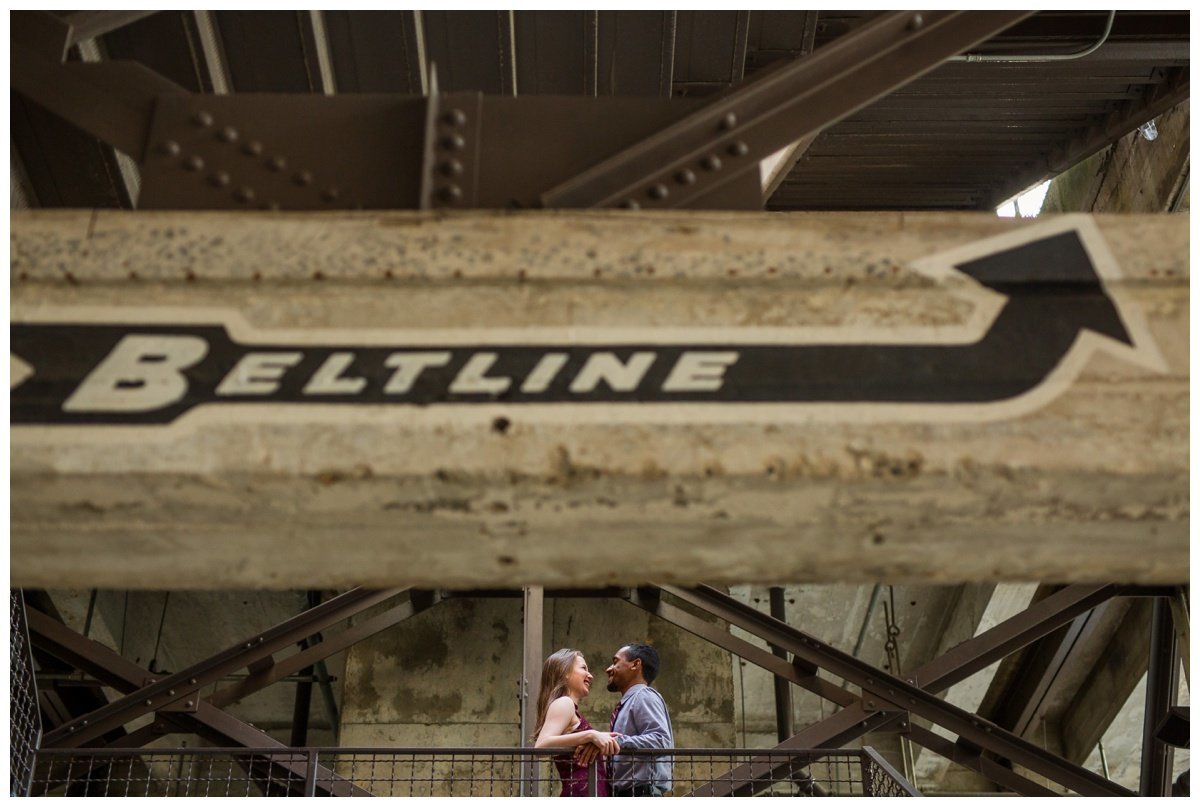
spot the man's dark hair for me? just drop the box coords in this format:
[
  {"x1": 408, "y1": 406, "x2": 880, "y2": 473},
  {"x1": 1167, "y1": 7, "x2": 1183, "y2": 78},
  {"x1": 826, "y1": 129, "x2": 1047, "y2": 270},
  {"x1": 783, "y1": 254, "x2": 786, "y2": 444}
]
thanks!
[{"x1": 623, "y1": 643, "x2": 661, "y2": 684}]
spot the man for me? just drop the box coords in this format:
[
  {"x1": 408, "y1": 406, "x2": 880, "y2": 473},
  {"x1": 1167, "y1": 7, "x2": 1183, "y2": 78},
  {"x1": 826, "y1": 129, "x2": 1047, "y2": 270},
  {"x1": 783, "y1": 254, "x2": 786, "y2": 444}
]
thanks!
[{"x1": 603, "y1": 643, "x2": 674, "y2": 796}]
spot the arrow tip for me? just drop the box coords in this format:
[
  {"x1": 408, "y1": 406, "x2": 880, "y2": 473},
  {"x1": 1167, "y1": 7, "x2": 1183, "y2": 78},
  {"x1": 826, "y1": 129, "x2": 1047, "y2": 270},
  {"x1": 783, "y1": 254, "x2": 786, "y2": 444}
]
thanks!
[{"x1": 11, "y1": 353, "x2": 34, "y2": 389}]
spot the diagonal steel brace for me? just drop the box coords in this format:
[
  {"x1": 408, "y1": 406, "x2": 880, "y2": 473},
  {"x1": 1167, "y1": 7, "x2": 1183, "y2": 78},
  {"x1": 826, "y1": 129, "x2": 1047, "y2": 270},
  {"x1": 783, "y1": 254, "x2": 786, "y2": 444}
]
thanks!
[
  {"x1": 26, "y1": 607, "x2": 370, "y2": 796},
  {"x1": 41, "y1": 587, "x2": 406, "y2": 749},
  {"x1": 541, "y1": 10, "x2": 1034, "y2": 209},
  {"x1": 662, "y1": 583, "x2": 1130, "y2": 796}
]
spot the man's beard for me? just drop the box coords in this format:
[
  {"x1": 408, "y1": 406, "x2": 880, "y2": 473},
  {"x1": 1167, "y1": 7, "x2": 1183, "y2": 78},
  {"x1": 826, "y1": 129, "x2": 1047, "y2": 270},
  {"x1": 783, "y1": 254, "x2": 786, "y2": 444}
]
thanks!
[{"x1": 606, "y1": 681, "x2": 619, "y2": 692}]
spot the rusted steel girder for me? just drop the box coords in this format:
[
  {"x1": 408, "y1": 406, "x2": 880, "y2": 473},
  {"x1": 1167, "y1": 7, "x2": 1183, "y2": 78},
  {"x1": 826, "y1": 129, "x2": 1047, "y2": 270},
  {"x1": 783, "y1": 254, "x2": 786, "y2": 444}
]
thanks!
[
  {"x1": 40, "y1": 587, "x2": 406, "y2": 749},
  {"x1": 653, "y1": 584, "x2": 1131, "y2": 796},
  {"x1": 25, "y1": 607, "x2": 370, "y2": 797}
]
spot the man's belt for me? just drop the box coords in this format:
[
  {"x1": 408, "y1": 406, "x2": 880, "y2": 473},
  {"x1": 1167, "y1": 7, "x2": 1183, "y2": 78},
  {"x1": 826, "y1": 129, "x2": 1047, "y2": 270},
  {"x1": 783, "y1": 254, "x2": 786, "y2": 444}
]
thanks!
[{"x1": 612, "y1": 783, "x2": 663, "y2": 797}]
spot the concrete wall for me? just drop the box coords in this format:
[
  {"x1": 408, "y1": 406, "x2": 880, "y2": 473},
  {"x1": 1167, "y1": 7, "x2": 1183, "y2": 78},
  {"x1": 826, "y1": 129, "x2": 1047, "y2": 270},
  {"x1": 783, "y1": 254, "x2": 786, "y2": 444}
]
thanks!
[{"x1": 338, "y1": 597, "x2": 736, "y2": 750}]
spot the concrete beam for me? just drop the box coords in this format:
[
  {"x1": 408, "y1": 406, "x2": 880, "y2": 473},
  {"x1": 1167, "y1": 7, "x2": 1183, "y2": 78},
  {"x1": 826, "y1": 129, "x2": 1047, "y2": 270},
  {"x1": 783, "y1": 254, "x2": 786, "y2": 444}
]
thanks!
[{"x1": 10, "y1": 210, "x2": 1188, "y2": 588}]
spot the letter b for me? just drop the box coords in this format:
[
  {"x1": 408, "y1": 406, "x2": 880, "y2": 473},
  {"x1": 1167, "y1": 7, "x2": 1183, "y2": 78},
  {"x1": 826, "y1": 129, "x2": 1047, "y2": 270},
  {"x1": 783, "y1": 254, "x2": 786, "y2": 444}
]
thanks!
[{"x1": 63, "y1": 334, "x2": 208, "y2": 413}]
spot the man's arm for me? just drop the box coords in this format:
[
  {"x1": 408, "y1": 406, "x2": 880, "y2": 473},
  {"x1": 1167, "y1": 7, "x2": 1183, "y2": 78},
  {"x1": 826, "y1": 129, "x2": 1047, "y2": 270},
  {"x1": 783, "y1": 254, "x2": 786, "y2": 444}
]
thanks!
[{"x1": 614, "y1": 689, "x2": 672, "y2": 750}]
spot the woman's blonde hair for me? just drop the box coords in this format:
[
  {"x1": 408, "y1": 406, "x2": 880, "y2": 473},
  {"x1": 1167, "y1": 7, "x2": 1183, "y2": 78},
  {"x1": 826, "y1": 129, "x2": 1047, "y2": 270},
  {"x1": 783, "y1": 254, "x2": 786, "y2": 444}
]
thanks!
[{"x1": 532, "y1": 648, "x2": 583, "y2": 740}]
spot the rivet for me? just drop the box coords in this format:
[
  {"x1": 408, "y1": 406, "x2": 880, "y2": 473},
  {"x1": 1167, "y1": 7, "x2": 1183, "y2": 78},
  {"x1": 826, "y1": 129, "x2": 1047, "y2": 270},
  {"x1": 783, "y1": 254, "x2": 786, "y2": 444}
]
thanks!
[
  {"x1": 860, "y1": 721, "x2": 868, "y2": 728},
  {"x1": 867, "y1": 700, "x2": 875, "y2": 708},
  {"x1": 293, "y1": 170, "x2": 313, "y2": 187},
  {"x1": 235, "y1": 187, "x2": 256, "y2": 203},
  {"x1": 438, "y1": 185, "x2": 463, "y2": 203},
  {"x1": 701, "y1": 154, "x2": 722, "y2": 171},
  {"x1": 675, "y1": 169, "x2": 696, "y2": 185},
  {"x1": 647, "y1": 183, "x2": 669, "y2": 200},
  {"x1": 908, "y1": 14, "x2": 924, "y2": 31},
  {"x1": 727, "y1": 140, "x2": 750, "y2": 157},
  {"x1": 901, "y1": 721, "x2": 908, "y2": 728},
  {"x1": 242, "y1": 140, "x2": 263, "y2": 156},
  {"x1": 620, "y1": 199, "x2": 640, "y2": 210},
  {"x1": 160, "y1": 140, "x2": 181, "y2": 157},
  {"x1": 210, "y1": 171, "x2": 231, "y2": 188},
  {"x1": 186, "y1": 700, "x2": 195, "y2": 708},
  {"x1": 322, "y1": 187, "x2": 341, "y2": 202},
  {"x1": 440, "y1": 133, "x2": 465, "y2": 151},
  {"x1": 442, "y1": 109, "x2": 467, "y2": 126},
  {"x1": 245, "y1": 642, "x2": 253, "y2": 649},
  {"x1": 145, "y1": 699, "x2": 153, "y2": 706},
  {"x1": 189, "y1": 679, "x2": 197, "y2": 685},
  {"x1": 184, "y1": 155, "x2": 205, "y2": 172},
  {"x1": 168, "y1": 689, "x2": 176, "y2": 696},
  {"x1": 68, "y1": 725, "x2": 76, "y2": 732},
  {"x1": 719, "y1": 112, "x2": 737, "y2": 130},
  {"x1": 866, "y1": 679, "x2": 874, "y2": 685},
  {"x1": 258, "y1": 636, "x2": 265, "y2": 644},
  {"x1": 439, "y1": 159, "x2": 463, "y2": 177},
  {"x1": 193, "y1": 111, "x2": 214, "y2": 128},
  {"x1": 81, "y1": 719, "x2": 88, "y2": 726},
  {"x1": 217, "y1": 126, "x2": 238, "y2": 143},
  {"x1": 268, "y1": 156, "x2": 287, "y2": 172}
]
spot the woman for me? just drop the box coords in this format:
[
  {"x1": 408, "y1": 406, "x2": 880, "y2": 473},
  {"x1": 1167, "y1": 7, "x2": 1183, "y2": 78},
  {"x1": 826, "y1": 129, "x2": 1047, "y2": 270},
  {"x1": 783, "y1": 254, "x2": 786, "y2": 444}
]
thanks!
[{"x1": 533, "y1": 648, "x2": 620, "y2": 796}]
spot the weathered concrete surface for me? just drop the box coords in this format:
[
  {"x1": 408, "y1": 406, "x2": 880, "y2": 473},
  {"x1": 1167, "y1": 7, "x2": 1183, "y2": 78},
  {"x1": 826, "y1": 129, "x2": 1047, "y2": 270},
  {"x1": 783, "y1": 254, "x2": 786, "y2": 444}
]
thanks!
[
  {"x1": 338, "y1": 597, "x2": 735, "y2": 758},
  {"x1": 10, "y1": 210, "x2": 1189, "y2": 588}
]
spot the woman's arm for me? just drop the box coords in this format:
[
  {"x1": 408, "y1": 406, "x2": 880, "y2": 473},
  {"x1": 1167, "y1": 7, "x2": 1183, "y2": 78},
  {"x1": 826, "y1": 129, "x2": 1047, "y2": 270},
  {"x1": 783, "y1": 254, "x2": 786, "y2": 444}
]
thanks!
[{"x1": 535, "y1": 697, "x2": 620, "y2": 753}]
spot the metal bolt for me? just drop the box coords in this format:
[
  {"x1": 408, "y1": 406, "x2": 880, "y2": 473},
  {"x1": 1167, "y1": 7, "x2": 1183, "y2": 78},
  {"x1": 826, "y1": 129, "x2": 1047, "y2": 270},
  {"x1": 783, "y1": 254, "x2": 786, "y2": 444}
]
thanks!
[
  {"x1": 442, "y1": 108, "x2": 467, "y2": 126},
  {"x1": 719, "y1": 112, "x2": 737, "y2": 130},
  {"x1": 186, "y1": 700, "x2": 195, "y2": 708},
  {"x1": 293, "y1": 170, "x2": 313, "y2": 187},
  {"x1": 322, "y1": 187, "x2": 341, "y2": 202},
  {"x1": 217, "y1": 126, "x2": 238, "y2": 143},
  {"x1": 727, "y1": 140, "x2": 750, "y2": 157},
  {"x1": 438, "y1": 185, "x2": 463, "y2": 203},
  {"x1": 675, "y1": 169, "x2": 696, "y2": 185},
  {"x1": 160, "y1": 140, "x2": 181, "y2": 156},
  {"x1": 210, "y1": 171, "x2": 231, "y2": 188},
  {"x1": 189, "y1": 679, "x2": 197, "y2": 685},
  {"x1": 440, "y1": 133, "x2": 465, "y2": 151},
  {"x1": 439, "y1": 159, "x2": 463, "y2": 177},
  {"x1": 235, "y1": 187, "x2": 256, "y2": 203},
  {"x1": 242, "y1": 140, "x2": 263, "y2": 156},
  {"x1": 648, "y1": 183, "x2": 669, "y2": 200},
  {"x1": 184, "y1": 155, "x2": 205, "y2": 172},
  {"x1": 867, "y1": 700, "x2": 875, "y2": 708},
  {"x1": 620, "y1": 199, "x2": 640, "y2": 210},
  {"x1": 701, "y1": 154, "x2": 722, "y2": 171},
  {"x1": 145, "y1": 699, "x2": 153, "y2": 706},
  {"x1": 245, "y1": 642, "x2": 253, "y2": 649},
  {"x1": 168, "y1": 689, "x2": 175, "y2": 696},
  {"x1": 901, "y1": 721, "x2": 908, "y2": 728},
  {"x1": 81, "y1": 720, "x2": 88, "y2": 726},
  {"x1": 68, "y1": 725, "x2": 75, "y2": 732},
  {"x1": 193, "y1": 111, "x2": 214, "y2": 127},
  {"x1": 268, "y1": 156, "x2": 287, "y2": 172},
  {"x1": 908, "y1": 14, "x2": 924, "y2": 31}
]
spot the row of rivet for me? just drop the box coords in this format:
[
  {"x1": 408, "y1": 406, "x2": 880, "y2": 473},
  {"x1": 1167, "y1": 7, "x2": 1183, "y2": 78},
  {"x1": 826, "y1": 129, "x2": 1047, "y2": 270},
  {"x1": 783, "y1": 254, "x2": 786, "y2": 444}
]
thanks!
[
  {"x1": 621, "y1": 112, "x2": 748, "y2": 209},
  {"x1": 434, "y1": 108, "x2": 468, "y2": 205},
  {"x1": 158, "y1": 110, "x2": 349, "y2": 210}
]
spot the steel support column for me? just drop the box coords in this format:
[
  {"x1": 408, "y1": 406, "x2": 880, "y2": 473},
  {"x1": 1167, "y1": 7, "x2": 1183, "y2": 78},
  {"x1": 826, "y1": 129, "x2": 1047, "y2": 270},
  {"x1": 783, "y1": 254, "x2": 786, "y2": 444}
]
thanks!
[
  {"x1": 1139, "y1": 598, "x2": 1178, "y2": 796},
  {"x1": 768, "y1": 587, "x2": 794, "y2": 744},
  {"x1": 518, "y1": 585, "x2": 545, "y2": 796}
]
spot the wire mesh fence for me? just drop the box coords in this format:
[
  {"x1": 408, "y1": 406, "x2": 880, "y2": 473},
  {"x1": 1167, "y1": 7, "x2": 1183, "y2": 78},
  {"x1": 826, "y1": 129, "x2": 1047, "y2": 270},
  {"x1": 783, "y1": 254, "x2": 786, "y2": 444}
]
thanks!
[
  {"x1": 31, "y1": 746, "x2": 919, "y2": 797},
  {"x1": 11, "y1": 590, "x2": 44, "y2": 797}
]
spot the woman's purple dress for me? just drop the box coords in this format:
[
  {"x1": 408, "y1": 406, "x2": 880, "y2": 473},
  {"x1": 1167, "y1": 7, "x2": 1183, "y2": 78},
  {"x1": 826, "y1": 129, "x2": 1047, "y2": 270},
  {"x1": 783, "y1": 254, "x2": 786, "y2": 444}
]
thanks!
[{"x1": 553, "y1": 708, "x2": 610, "y2": 797}]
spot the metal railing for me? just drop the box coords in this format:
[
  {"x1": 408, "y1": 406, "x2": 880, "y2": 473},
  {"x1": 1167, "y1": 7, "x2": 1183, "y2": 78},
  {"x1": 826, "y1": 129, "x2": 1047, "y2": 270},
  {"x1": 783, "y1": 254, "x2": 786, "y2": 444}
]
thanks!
[
  {"x1": 11, "y1": 590, "x2": 43, "y2": 797},
  {"x1": 30, "y1": 746, "x2": 919, "y2": 796}
]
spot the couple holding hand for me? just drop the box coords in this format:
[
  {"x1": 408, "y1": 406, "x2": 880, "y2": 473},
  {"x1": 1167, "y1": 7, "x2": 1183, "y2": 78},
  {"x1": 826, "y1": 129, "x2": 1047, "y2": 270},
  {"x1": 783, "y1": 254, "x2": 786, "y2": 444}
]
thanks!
[{"x1": 533, "y1": 643, "x2": 674, "y2": 797}]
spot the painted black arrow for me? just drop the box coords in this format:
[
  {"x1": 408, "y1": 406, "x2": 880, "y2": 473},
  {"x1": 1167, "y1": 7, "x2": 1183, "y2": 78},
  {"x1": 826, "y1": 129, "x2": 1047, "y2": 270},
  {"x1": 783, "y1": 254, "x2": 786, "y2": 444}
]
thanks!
[{"x1": 10, "y1": 229, "x2": 1138, "y2": 425}]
